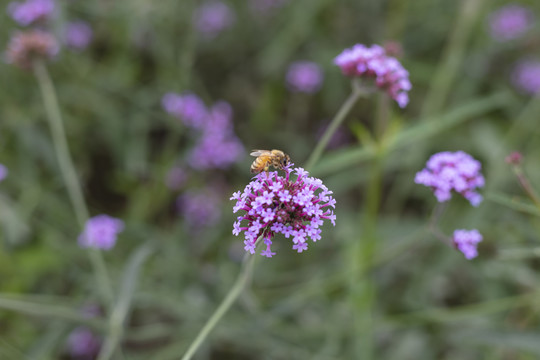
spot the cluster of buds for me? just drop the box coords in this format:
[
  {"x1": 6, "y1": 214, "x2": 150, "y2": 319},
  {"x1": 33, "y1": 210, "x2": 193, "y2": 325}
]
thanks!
[{"x1": 5, "y1": 30, "x2": 59, "y2": 69}]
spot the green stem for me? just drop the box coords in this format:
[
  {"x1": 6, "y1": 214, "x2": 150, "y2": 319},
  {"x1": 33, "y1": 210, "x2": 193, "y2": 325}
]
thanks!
[
  {"x1": 181, "y1": 237, "x2": 263, "y2": 360},
  {"x1": 32, "y1": 60, "x2": 114, "y2": 307},
  {"x1": 305, "y1": 80, "x2": 365, "y2": 170}
]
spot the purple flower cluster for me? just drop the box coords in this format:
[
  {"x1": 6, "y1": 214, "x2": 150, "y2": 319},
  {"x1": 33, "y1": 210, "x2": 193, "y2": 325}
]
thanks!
[
  {"x1": 231, "y1": 166, "x2": 336, "y2": 257},
  {"x1": 177, "y1": 190, "x2": 222, "y2": 227},
  {"x1": 67, "y1": 327, "x2": 101, "y2": 358},
  {"x1": 78, "y1": 215, "x2": 124, "y2": 250},
  {"x1": 193, "y1": 1, "x2": 235, "y2": 38},
  {"x1": 64, "y1": 21, "x2": 93, "y2": 50},
  {"x1": 286, "y1": 61, "x2": 324, "y2": 93},
  {"x1": 0, "y1": 164, "x2": 7, "y2": 182},
  {"x1": 415, "y1": 151, "x2": 485, "y2": 207},
  {"x1": 452, "y1": 229, "x2": 483, "y2": 260},
  {"x1": 7, "y1": 0, "x2": 54, "y2": 26},
  {"x1": 162, "y1": 92, "x2": 208, "y2": 129},
  {"x1": 334, "y1": 44, "x2": 411, "y2": 108},
  {"x1": 512, "y1": 60, "x2": 540, "y2": 95},
  {"x1": 489, "y1": 5, "x2": 533, "y2": 41},
  {"x1": 162, "y1": 92, "x2": 244, "y2": 170}
]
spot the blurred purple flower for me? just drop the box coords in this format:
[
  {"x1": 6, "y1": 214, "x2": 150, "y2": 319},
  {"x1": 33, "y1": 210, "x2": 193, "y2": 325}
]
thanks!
[
  {"x1": 415, "y1": 151, "x2": 485, "y2": 207},
  {"x1": 166, "y1": 167, "x2": 188, "y2": 190},
  {"x1": 7, "y1": 0, "x2": 54, "y2": 26},
  {"x1": 231, "y1": 165, "x2": 336, "y2": 257},
  {"x1": 0, "y1": 164, "x2": 7, "y2": 182},
  {"x1": 286, "y1": 61, "x2": 323, "y2": 93},
  {"x1": 162, "y1": 92, "x2": 208, "y2": 129},
  {"x1": 67, "y1": 327, "x2": 101, "y2": 358},
  {"x1": 78, "y1": 215, "x2": 124, "y2": 250},
  {"x1": 489, "y1": 4, "x2": 533, "y2": 41},
  {"x1": 334, "y1": 44, "x2": 411, "y2": 108},
  {"x1": 177, "y1": 190, "x2": 222, "y2": 227},
  {"x1": 64, "y1": 21, "x2": 93, "y2": 50},
  {"x1": 188, "y1": 101, "x2": 244, "y2": 170},
  {"x1": 511, "y1": 60, "x2": 540, "y2": 95},
  {"x1": 193, "y1": 1, "x2": 235, "y2": 38},
  {"x1": 5, "y1": 30, "x2": 59, "y2": 69},
  {"x1": 452, "y1": 229, "x2": 483, "y2": 259}
]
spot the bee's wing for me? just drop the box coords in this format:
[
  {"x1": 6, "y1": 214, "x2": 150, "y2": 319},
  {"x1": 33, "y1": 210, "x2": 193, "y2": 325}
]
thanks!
[{"x1": 250, "y1": 150, "x2": 271, "y2": 157}]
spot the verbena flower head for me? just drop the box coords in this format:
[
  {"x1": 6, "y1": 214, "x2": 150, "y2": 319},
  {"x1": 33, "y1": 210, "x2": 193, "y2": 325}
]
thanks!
[
  {"x1": 5, "y1": 30, "x2": 59, "y2": 69},
  {"x1": 177, "y1": 189, "x2": 221, "y2": 228},
  {"x1": 511, "y1": 60, "x2": 540, "y2": 95},
  {"x1": 452, "y1": 229, "x2": 483, "y2": 259},
  {"x1": 415, "y1": 151, "x2": 485, "y2": 206},
  {"x1": 231, "y1": 165, "x2": 336, "y2": 257},
  {"x1": 64, "y1": 21, "x2": 93, "y2": 50},
  {"x1": 162, "y1": 92, "x2": 208, "y2": 129},
  {"x1": 489, "y1": 4, "x2": 533, "y2": 41},
  {"x1": 193, "y1": 1, "x2": 235, "y2": 38},
  {"x1": 334, "y1": 44, "x2": 411, "y2": 108},
  {"x1": 0, "y1": 164, "x2": 7, "y2": 182},
  {"x1": 78, "y1": 215, "x2": 124, "y2": 250},
  {"x1": 7, "y1": 0, "x2": 54, "y2": 26},
  {"x1": 188, "y1": 101, "x2": 244, "y2": 169},
  {"x1": 286, "y1": 61, "x2": 324, "y2": 93},
  {"x1": 67, "y1": 327, "x2": 101, "y2": 358}
]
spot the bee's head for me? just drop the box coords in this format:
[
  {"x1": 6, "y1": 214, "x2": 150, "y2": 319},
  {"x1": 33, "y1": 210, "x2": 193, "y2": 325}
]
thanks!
[{"x1": 282, "y1": 154, "x2": 290, "y2": 168}]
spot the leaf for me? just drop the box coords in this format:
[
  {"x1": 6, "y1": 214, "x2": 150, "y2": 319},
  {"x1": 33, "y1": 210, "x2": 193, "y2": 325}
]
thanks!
[{"x1": 486, "y1": 192, "x2": 540, "y2": 217}]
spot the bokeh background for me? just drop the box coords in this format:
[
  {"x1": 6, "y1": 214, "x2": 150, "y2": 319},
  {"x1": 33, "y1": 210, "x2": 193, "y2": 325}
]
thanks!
[{"x1": 1, "y1": 0, "x2": 540, "y2": 359}]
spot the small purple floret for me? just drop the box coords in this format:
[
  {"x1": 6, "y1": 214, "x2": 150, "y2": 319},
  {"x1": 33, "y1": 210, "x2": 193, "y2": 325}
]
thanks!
[
  {"x1": 453, "y1": 229, "x2": 483, "y2": 259},
  {"x1": 231, "y1": 165, "x2": 336, "y2": 257},
  {"x1": 286, "y1": 61, "x2": 323, "y2": 93},
  {"x1": 334, "y1": 44, "x2": 411, "y2": 108},
  {"x1": 415, "y1": 151, "x2": 485, "y2": 206},
  {"x1": 489, "y1": 5, "x2": 533, "y2": 41},
  {"x1": 78, "y1": 215, "x2": 124, "y2": 250},
  {"x1": 64, "y1": 21, "x2": 93, "y2": 50},
  {"x1": 0, "y1": 164, "x2": 8, "y2": 182},
  {"x1": 512, "y1": 60, "x2": 540, "y2": 95},
  {"x1": 193, "y1": 1, "x2": 235, "y2": 38}
]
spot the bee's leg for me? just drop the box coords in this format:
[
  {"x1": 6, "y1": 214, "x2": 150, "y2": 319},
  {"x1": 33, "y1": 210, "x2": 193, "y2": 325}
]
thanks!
[{"x1": 264, "y1": 166, "x2": 269, "y2": 178}]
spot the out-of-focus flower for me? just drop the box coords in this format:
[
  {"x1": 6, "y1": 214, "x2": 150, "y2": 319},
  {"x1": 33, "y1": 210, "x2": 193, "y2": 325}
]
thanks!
[
  {"x1": 166, "y1": 166, "x2": 188, "y2": 190},
  {"x1": 249, "y1": 0, "x2": 288, "y2": 14},
  {"x1": 67, "y1": 327, "x2": 101, "y2": 358},
  {"x1": 511, "y1": 60, "x2": 540, "y2": 95},
  {"x1": 7, "y1": 0, "x2": 54, "y2": 26},
  {"x1": 188, "y1": 101, "x2": 244, "y2": 170},
  {"x1": 177, "y1": 190, "x2": 222, "y2": 227},
  {"x1": 0, "y1": 164, "x2": 7, "y2": 182},
  {"x1": 5, "y1": 30, "x2": 59, "y2": 69},
  {"x1": 452, "y1": 229, "x2": 483, "y2": 259},
  {"x1": 505, "y1": 151, "x2": 523, "y2": 165},
  {"x1": 162, "y1": 92, "x2": 208, "y2": 129},
  {"x1": 415, "y1": 151, "x2": 485, "y2": 207},
  {"x1": 489, "y1": 5, "x2": 533, "y2": 41},
  {"x1": 286, "y1": 61, "x2": 323, "y2": 93},
  {"x1": 334, "y1": 44, "x2": 411, "y2": 108},
  {"x1": 78, "y1": 215, "x2": 124, "y2": 250},
  {"x1": 193, "y1": 1, "x2": 235, "y2": 38},
  {"x1": 64, "y1": 21, "x2": 93, "y2": 50},
  {"x1": 383, "y1": 40, "x2": 403, "y2": 58},
  {"x1": 231, "y1": 165, "x2": 336, "y2": 257}
]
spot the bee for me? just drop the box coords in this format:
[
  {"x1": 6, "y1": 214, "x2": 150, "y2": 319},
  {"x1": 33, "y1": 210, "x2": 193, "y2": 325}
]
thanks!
[{"x1": 250, "y1": 149, "x2": 291, "y2": 174}]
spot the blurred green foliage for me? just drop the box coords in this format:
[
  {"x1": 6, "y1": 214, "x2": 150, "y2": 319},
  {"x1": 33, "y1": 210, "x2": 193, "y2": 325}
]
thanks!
[{"x1": 1, "y1": 0, "x2": 540, "y2": 359}]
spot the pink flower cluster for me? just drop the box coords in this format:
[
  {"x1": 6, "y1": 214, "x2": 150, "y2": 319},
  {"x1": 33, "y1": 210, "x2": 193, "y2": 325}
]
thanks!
[
  {"x1": 334, "y1": 44, "x2": 411, "y2": 108},
  {"x1": 453, "y1": 229, "x2": 483, "y2": 260},
  {"x1": 415, "y1": 151, "x2": 485, "y2": 207},
  {"x1": 231, "y1": 166, "x2": 336, "y2": 257}
]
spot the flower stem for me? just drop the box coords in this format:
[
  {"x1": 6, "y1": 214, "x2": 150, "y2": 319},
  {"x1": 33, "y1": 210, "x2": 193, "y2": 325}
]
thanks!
[
  {"x1": 32, "y1": 60, "x2": 114, "y2": 307},
  {"x1": 181, "y1": 237, "x2": 263, "y2": 360},
  {"x1": 305, "y1": 80, "x2": 365, "y2": 170}
]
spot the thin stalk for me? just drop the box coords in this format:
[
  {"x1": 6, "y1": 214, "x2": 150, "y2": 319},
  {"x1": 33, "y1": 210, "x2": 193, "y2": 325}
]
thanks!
[
  {"x1": 181, "y1": 237, "x2": 263, "y2": 360},
  {"x1": 305, "y1": 80, "x2": 366, "y2": 170},
  {"x1": 32, "y1": 60, "x2": 114, "y2": 306}
]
